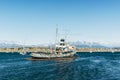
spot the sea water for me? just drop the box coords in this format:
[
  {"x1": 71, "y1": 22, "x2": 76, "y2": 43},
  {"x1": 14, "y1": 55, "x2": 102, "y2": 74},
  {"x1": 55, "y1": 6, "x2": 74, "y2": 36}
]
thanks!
[{"x1": 0, "y1": 52, "x2": 120, "y2": 80}]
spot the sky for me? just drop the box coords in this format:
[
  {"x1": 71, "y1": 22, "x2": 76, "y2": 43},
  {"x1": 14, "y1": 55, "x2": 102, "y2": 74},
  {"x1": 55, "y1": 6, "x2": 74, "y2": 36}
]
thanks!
[{"x1": 0, "y1": 0, "x2": 120, "y2": 45}]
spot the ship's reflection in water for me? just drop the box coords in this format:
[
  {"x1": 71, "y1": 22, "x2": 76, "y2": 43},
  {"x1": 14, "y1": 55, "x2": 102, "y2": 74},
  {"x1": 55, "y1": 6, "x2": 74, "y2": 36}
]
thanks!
[{"x1": 1, "y1": 52, "x2": 120, "y2": 80}]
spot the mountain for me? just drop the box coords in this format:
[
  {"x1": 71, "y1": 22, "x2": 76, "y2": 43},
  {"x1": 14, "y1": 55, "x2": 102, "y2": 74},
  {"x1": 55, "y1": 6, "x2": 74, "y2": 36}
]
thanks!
[
  {"x1": 0, "y1": 40, "x2": 118, "y2": 48},
  {"x1": 69, "y1": 41, "x2": 107, "y2": 48},
  {"x1": 0, "y1": 41, "x2": 22, "y2": 48}
]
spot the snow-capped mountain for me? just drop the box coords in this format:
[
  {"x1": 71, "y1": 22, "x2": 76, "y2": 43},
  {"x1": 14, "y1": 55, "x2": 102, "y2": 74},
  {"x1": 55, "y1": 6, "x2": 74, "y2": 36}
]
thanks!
[
  {"x1": 0, "y1": 40, "x2": 119, "y2": 48},
  {"x1": 0, "y1": 41, "x2": 22, "y2": 48},
  {"x1": 69, "y1": 41, "x2": 107, "y2": 48}
]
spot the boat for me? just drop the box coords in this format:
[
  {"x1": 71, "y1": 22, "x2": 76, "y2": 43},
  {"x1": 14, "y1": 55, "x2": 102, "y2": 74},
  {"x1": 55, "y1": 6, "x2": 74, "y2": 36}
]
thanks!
[
  {"x1": 20, "y1": 52, "x2": 26, "y2": 55},
  {"x1": 31, "y1": 38, "x2": 76, "y2": 59},
  {"x1": 30, "y1": 28, "x2": 76, "y2": 59},
  {"x1": 19, "y1": 45, "x2": 26, "y2": 55}
]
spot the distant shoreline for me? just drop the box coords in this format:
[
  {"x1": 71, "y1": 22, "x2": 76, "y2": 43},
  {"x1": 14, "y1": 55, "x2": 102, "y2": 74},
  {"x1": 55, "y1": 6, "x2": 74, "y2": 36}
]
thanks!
[{"x1": 0, "y1": 47, "x2": 120, "y2": 53}]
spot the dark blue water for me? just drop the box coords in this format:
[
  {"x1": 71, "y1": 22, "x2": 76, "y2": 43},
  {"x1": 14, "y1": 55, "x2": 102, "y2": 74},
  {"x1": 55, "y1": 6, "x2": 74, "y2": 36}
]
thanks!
[{"x1": 0, "y1": 52, "x2": 120, "y2": 80}]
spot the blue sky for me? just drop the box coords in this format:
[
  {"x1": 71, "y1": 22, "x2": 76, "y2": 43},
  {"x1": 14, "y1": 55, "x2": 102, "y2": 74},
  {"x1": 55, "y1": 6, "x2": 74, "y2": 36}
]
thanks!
[{"x1": 0, "y1": 0, "x2": 120, "y2": 45}]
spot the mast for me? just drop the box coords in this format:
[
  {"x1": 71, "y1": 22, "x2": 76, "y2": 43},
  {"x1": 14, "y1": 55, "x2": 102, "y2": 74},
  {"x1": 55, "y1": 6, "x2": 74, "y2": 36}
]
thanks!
[
  {"x1": 20, "y1": 40, "x2": 26, "y2": 55},
  {"x1": 89, "y1": 42, "x2": 92, "y2": 53},
  {"x1": 23, "y1": 40, "x2": 26, "y2": 55},
  {"x1": 55, "y1": 28, "x2": 58, "y2": 54}
]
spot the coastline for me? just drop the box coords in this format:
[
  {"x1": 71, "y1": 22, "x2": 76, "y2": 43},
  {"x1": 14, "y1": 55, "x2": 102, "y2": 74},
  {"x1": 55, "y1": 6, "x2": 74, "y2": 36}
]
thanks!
[{"x1": 0, "y1": 47, "x2": 120, "y2": 53}]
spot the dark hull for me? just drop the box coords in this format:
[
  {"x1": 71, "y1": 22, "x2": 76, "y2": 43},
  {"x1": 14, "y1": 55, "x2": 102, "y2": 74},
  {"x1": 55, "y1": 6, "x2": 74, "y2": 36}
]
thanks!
[
  {"x1": 25, "y1": 56, "x2": 79, "y2": 61},
  {"x1": 32, "y1": 56, "x2": 74, "y2": 59}
]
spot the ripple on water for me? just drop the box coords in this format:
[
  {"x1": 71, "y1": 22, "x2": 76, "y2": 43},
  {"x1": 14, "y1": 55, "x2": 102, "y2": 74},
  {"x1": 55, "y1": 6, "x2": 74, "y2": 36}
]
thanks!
[
  {"x1": 1, "y1": 52, "x2": 120, "y2": 80},
  {"x1": 0, "y1": 65, "x2": 7, "y2": 69}
]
